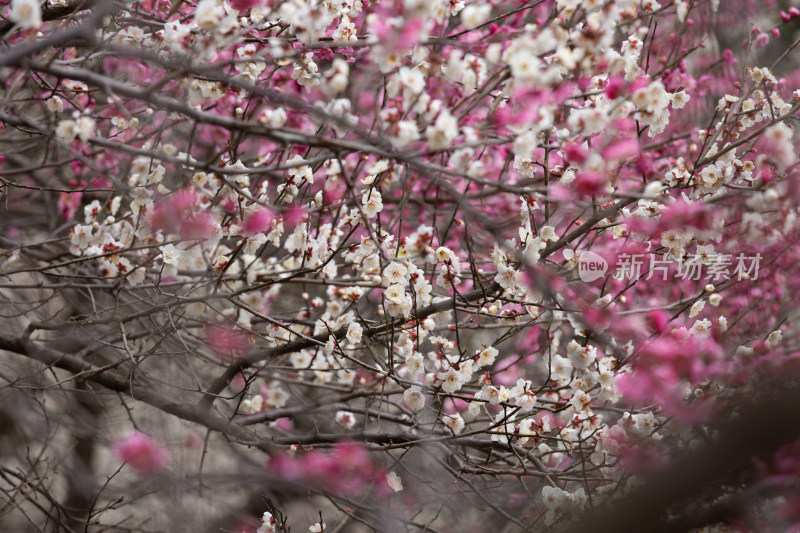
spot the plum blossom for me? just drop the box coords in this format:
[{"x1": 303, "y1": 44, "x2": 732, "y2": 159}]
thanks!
[
  {"x1": 383, "y1": 261, "x2": 408, "y2": 286},
  {"x1": 476, "y1": 346, "x2": 498, "y2": 367},
  {"x1": 160, "y1": 244, "x2": 182, "y2": 268},
  {"x1": 386, "y1": 471, "x2": 404, "y2": 492},
  {"x1": 460, "y1": 3, "x2": 490, "y2": 27},
  {"x1": 56, "y1": 117, "x2": 94, "y2": 143},
  {"x1": 403, "y1": 386, "x2": 426, "y2": 411},
  {"x1": 346, "y1": 322, "x2": 363, "y2": 344},
  {"x1": 442, "y1": 413, "x2": 465, "y2": 434},
  {"x1": 194, "y1": 0, "x2": 223, "y2": 29},
  {"x1": 388, "y1": 120, "x2": 420, "y2": 148},
  {"x1": 257, "y1": 512, "x2": 278, "y2": 533},
  {"x1": 336, "y1": 411, "x2": 357, "y2": 429},
  {"x1": 405, "y1": 353, "x2": 425, "y2": 379},
  {"x1": 362, "y1": 190, "x2": 383, "y2": 218},
  {"x1": 439, "y1": 367, "x2": 466, "y2": 393},
  {"x1": 5, "y1": 0, "x2": 800, "y2": 528},
  {"x1": 495, "y1": 263, "x2": 521, "y2": 290},
  {"x1": 111, "y1": 432, "x2": 170, "y2": 475},
  {"x1": 10, "y1": 0, "x2": 41, "y2": 29},
  {"x1": 426, "y1": 110, "x2": 458, "y2": 150}
]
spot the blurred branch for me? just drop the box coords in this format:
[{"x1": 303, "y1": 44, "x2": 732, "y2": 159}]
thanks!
[
  {"x1": 564, "y1": 381, "x2": 800, "y2": 533},
  {"x1": 0, "y1": 332, "x2": 277, "y2": 453},
  {"x1": 0, "y1": 0, "x2": 98, "y2": 35}
]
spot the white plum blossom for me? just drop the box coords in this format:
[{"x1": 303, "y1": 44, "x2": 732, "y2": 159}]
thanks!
[
  {"x1": 388, "y1": 120, "x2": 420, "y2": 148},
  {"x1": 516, "y1": 391, "x2": 536, "y2": 412},
  {"x1": 322, "y1": 58, "x2": 350, "y2": 94},
  {"x1": 241, "y1": 394, "x2": 264, "y2": 413},
  {"x1": 567, "y1": 340, "x2": 597, "y2": 370},
  {"x1": 398, "y1": 67, "x2": 426, "y2": 95},
  {"x1": 243, "y1": 233, "x2": 267, "y2": 255},
  {"x1": 671, "y1": 90, "x2": 690, "y2": 108},
  {"x1": 767, "y1": 330, "x2": 783, "y2": 347},
  {"x1": 56, "y1": 118, "x2": 95, "y2": 143},
  {"x1": 362, "y1": 189, "x2": 383, "y2": 218},
  {"x1": 550, "y1": 355, "x2": 574, "y2": 383},
  {"x1": 332, "y1": 14, "x2": 357, "y2": 41},
  {"x1": 476, "y1": 346, "x2": 498, "y2": 367},
  {"x1": 690, "y1": 318, "x2": 712, "y2": 339},
  {"x1": 460, "y1": 3, "x2": 491, "y2": 27},
  {"x1": 439, "y1": 367, "x2": 466, "y2": 393},
  {"x1": 569, "y1": 389, "x2": 592, "y2": 413},
  {"x1": 539, "y1": 225, "x2": 558, "y2": 242},
  {"x1": 257, "y1": 512, "x2": 277, "y2": 533},
  {"x1": 403, "y1": 386, "x2": 426, "y2": 411},
  {"x1": 292, "y1": 52, "x2": 320, "y2": 87},
  {"x1": 689, "y1": 299, "x2": 706, "y2": 318},
  {"x1": 542, "y1": 485, "x2": 570, "y2": 511},
  {"x1": 194, "y1": 0, "x2": 223, "y2": 29},
  {"x1": 383, "y1": 261, "x2": 408, "y2": 286},
  {"x1": 405, "y1": 353, "x2": 425, "y2": 378},
  {"x1": 160, "y1": 244, "x2": 181, "y2": 267},
  {"x1": 495, "y1": 263, "x2": 521, "y2": 290},
  {"x1": 287, "y1": 155, "x2": 314, "y2": 184},
  {"x1": 384, "y1": 283, "x2": 406, "y2": 303},
  {"x1": 10, "y1": 0, "x2": 41, "y2": 29},
  {"x1": 335, "y1": 410, "x2": 356, "y2": 428},
  {"x1": 442, "y1": 413, "x2": 465, "y2": 433},
  {"x1": 259, "y1": 107, "x2": 287, "y2": 128},
  {"x1": 386, "y1": 471, "x2": 404, "y2": 492},
  {"x1": 426, "y1": 109, "x2": 459, "y2": 150},
  {"x1": 346, "y1": 321, "x2": 363, "y2": 344},
  {"x1": 46, "y1": 96, "x2": 63, "y2": 113}
]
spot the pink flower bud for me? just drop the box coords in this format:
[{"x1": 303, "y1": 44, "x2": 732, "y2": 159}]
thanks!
[
  {"x1": 604, "y1": 76, "x2": 626, "y2": 99},
  {"x1": 242, "y1": 207, "x2": 274, "y2": 237},
  {"x1": 602, "y1": 139, "x2": 640, "y2": 161},
  {"x1": 111, "y1": 432, "x2": 170, "y2": 476},
  {"x1": 564, "y1": 142, "x2": 588, "y2": 165},
  {"x1": 180, "y1": 212, "x2": 217, "y2": 240},
  {"x1": 282, "y1": 206, "x2": 306, "y2": 229},
  {"x1": 574, "y1": 170, "x2": 606, "y2": 197},
  {"x1": 629, "y1": 76, "x2": 651, "y2": 93},
  {"x1": 171, "y1": 188, "x2": 198, "y2": 212},
  {"x1": 228, "y1": 0, "x2": 263, "y2": 11},
  {"x1": 646, "y1": 310, "x2": 670, "y2": 334},
  {"x1": 205, "y1": 323, "x2": 251, "y2": 362},
  {"x1": 58, "y1": 191, "x2": 83, "y2": 221},
  {"x1": 395, "y1": 17, "x2": 425, "y2": 50},
  {"x1": 152, "y1": 189, "x2": 200, "y2": 236}
]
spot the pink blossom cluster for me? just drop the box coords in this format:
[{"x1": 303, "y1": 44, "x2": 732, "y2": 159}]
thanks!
[
  {"x1": 111, "y1": 431, "x2": 171, "y2": 476},
  {"x1": 266, "y1": 441, "x2": 398, "y2": 498}
]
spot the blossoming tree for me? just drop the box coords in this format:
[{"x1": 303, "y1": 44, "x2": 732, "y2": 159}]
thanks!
[{"x1": 2, "y1": 0, "x2": 800, "y2": 530}]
